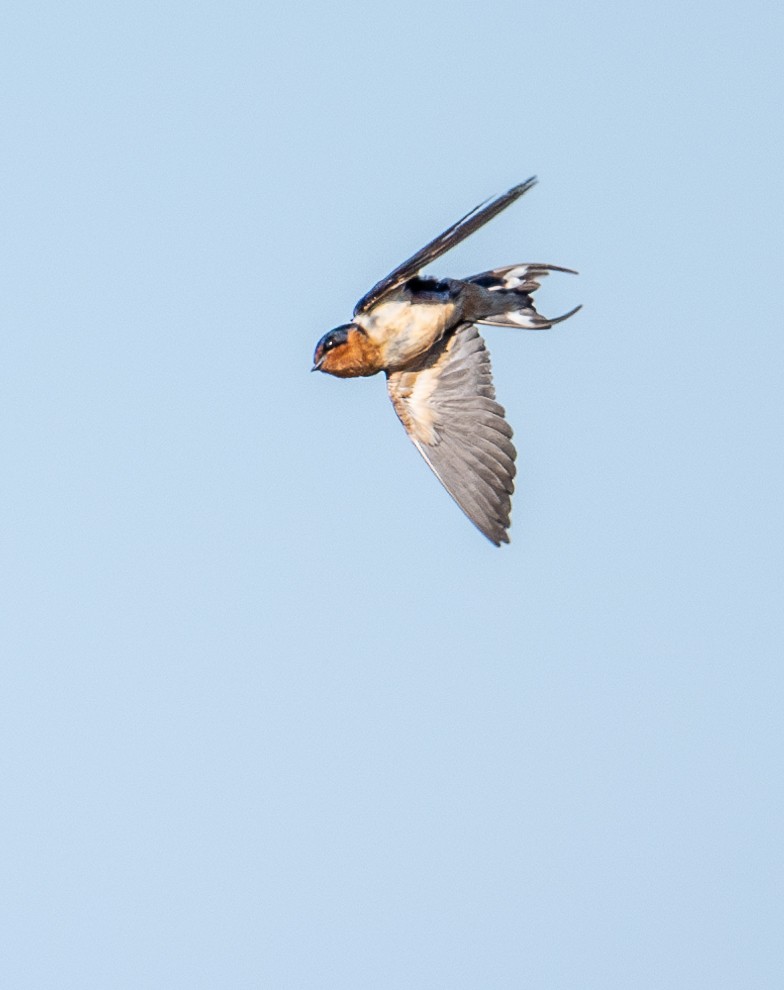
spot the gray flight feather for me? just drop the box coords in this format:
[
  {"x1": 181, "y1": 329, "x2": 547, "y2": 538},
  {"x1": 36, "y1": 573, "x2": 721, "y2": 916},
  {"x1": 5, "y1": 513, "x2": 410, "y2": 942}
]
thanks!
[{"x1": 387, "y1": 324, "x2": 517, "y2": 546}]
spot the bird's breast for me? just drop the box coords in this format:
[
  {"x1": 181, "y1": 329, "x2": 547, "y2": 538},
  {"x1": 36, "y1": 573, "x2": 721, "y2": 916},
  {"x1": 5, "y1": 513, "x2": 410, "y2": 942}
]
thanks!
[{"x1": 356, "y1": 299, "x2": 458, "y2": 371}]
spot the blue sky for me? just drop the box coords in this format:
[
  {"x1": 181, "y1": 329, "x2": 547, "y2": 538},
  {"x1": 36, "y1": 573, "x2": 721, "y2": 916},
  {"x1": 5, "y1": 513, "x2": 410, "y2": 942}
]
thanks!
[{"x1": 2, "y1": 2, "x2": 782, "y2": 987}]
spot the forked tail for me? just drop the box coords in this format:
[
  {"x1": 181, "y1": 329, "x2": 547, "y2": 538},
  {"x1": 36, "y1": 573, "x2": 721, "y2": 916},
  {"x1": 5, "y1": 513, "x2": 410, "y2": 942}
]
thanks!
[{"x1": 467, "y1": 263, "x2": 581, "y2": 329}]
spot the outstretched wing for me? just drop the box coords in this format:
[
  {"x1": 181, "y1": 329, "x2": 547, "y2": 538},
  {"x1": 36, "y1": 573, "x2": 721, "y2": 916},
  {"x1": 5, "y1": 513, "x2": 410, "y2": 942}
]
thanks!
[
  {"x1": 354, "y1": 178, "x2": 537, "y2": 317},
  {"x1": 387, "y1": 324, "x2": 517, "y2": 546}
]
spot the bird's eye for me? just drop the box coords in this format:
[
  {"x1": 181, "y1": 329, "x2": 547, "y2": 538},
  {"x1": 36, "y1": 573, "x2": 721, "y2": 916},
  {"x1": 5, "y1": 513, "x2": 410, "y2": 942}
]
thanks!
[
  {"x1": 326, "y1": 328, "x2": 352, "y2": 350},
  {"x1": 316, "y1": 324, "x2": 353, "y2": 358}
]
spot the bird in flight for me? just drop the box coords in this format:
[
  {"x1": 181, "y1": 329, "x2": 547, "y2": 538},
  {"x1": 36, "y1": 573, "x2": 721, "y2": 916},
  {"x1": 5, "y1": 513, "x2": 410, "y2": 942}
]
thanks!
[{"x1": 312, "y1": 177, "x2": 580, "y2": 546}]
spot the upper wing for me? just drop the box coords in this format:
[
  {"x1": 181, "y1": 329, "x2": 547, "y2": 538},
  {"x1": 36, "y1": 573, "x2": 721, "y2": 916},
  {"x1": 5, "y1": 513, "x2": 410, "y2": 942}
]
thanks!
[
  {"x1": 354, "y1": 178, "x2": 538, "y2": 317},
  {"x1": 387, "y1": 324, "x2": 517, "y2": 546}
]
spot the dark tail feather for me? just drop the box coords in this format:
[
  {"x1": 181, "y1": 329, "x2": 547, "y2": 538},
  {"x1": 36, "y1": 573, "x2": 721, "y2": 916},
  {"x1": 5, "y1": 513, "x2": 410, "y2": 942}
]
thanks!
[{"x1": 467, "y1": 263, "x2": 581, "y2": 329}]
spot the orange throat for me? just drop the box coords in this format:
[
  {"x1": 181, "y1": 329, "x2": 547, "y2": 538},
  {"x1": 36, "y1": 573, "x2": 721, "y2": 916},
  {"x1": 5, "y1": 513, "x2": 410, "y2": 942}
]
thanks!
[{"x1": 321, "y1": 330, "x2": 384, "y2": 378}]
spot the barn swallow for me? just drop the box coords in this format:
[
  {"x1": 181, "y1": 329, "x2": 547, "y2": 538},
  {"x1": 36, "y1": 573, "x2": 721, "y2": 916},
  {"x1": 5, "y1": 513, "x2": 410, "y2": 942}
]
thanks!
[{"x1": 312, "y1": 177, "x2": 580, "y2": 546}]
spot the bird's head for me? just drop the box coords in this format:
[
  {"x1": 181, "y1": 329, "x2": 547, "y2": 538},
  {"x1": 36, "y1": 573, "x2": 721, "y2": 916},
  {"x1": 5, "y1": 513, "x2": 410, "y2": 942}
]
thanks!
[{"x1": 311, "y1": 323, "x2": 379, "y2": 378}]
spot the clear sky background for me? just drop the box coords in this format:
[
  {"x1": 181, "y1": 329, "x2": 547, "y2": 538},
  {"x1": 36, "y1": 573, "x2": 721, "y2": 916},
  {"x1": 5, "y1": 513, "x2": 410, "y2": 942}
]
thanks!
[{"x1": 2, "y1": 2, "x2": 782, "y2": 987}]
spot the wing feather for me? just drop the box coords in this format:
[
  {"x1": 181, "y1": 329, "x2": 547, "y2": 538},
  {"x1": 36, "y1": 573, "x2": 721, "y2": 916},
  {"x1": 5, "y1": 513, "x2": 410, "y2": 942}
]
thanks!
[{"x1": 387, "y1": 324, "x2": 517, "y2": 545}]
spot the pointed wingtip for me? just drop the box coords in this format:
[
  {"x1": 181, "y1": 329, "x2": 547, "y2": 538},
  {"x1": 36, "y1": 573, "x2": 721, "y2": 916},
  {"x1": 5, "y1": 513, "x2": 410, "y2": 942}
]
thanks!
[
  {"x1": 499, "y1": 177, "x2": 538, "y2": 214},
  {"x1": 511, "y1": 176, "x2": 537, "y2": 196},
  {"x1": 461, "y1": 176, "x2": 537, "y2": 225},
  {"x1": 472, "y1": 178, "x2": 537, "y2": 221}
]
